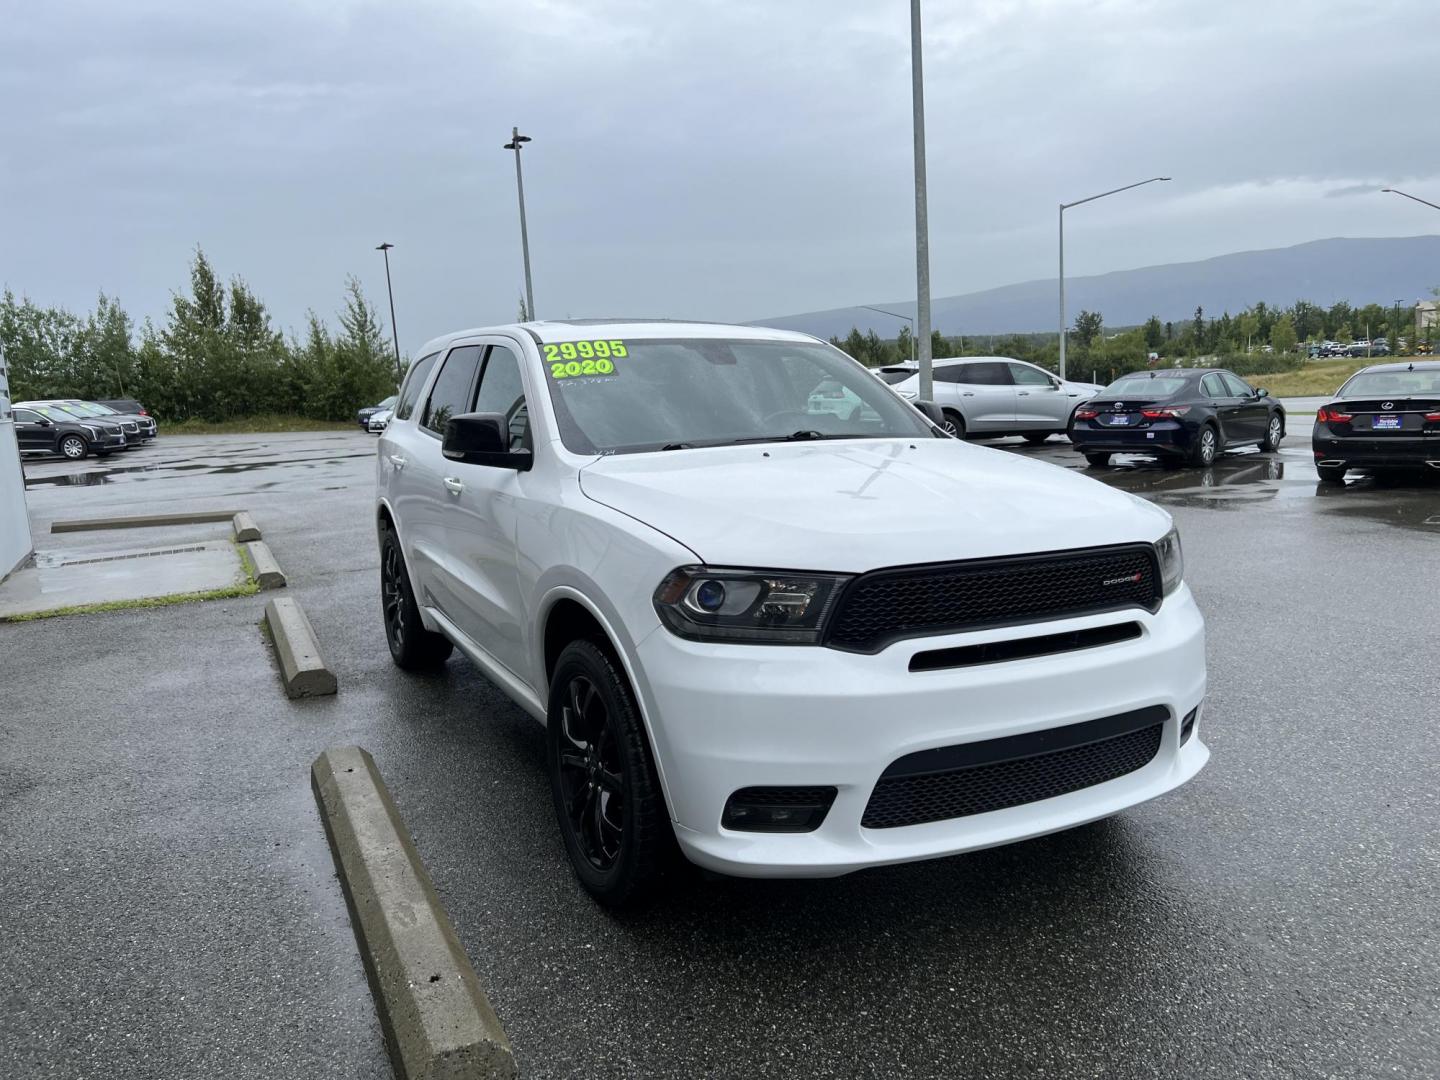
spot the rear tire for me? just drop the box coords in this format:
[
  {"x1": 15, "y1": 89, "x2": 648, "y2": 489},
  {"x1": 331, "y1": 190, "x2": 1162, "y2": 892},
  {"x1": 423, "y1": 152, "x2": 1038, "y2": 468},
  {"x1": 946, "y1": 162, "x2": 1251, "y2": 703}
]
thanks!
[
  {"x1": 1084, "y1": 452, "x2": 1111, "y2": 468},
  {"x1": 1023, "y1": 433, "x2": 1050, "y2": 445},
  {"x1": 1317, "y1": 464, "x2": 1347, "y2": 484},
  {"x1": 548, "y1": 639, "x2": 673, "y2": 908},
  {"x1": 1189, "y1": 424, "x2": 1218, "y2": 467},
  {"x1": 60, "y1": 435, "x2": 89, "y2": 460},
  {"x1": 379, "y1": 524, "x2": 453, "y2": 670},
  {"x1": 1261, "y1": 413, "x2": 1284, "y2": 453},
  {"x1": 941, "y1": 410, "x2": 965, "y2": 439}
]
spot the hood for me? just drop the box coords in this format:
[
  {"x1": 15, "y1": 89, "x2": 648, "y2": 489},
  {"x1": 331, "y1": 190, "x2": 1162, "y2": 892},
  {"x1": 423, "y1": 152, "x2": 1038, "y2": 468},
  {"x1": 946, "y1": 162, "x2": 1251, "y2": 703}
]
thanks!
[{"x1": 579, "y1": 438, "x2": 1171, "y2": 571}]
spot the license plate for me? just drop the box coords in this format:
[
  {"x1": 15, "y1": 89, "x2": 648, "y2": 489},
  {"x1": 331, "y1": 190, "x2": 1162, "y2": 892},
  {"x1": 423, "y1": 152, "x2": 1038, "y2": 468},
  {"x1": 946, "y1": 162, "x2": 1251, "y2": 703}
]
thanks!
[
  {"x1": 1372, "y1": 415, "x2": 1401, "y2": 430},
  {"x1": 1108, "y1": 414, "x2": 1132, "y2": 426}
]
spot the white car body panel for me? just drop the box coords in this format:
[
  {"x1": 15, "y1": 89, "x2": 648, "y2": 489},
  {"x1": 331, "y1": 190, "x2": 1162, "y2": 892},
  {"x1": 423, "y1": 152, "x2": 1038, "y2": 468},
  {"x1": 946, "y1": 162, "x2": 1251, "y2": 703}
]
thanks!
[{"x1": 376, "y1": 321, "x2": 1206, "y2": 879}]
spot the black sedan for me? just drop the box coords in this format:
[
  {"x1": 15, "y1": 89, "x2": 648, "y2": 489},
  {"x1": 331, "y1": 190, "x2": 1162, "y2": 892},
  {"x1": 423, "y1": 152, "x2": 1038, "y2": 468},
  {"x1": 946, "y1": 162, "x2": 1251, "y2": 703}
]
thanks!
[
  {"x1": 1069, "y1": 368, "x2": 1286, "y2": 468},
  {"x1": 12, "y1": 404, "x2": 128, "y2": 459},
  {"x1": 1312, "y1": 360, "x2": 1440, "y2": 483},
  {"x1": 357, "y1": 395, "x2": 397, "y2": 429}
]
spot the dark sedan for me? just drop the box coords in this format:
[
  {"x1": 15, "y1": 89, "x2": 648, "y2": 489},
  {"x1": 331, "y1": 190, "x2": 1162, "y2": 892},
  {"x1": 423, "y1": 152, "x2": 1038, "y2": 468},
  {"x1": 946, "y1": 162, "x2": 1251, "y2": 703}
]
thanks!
[
  {"x1": 1312, "y1": 360, "x2": 1440, "y2": 483},
  {"x1": 357, "y1": 395, "x2": 397, "y2": 429},
  {"x1": 1069, "y1": 368, "x2": 1286, "y2": 468}
]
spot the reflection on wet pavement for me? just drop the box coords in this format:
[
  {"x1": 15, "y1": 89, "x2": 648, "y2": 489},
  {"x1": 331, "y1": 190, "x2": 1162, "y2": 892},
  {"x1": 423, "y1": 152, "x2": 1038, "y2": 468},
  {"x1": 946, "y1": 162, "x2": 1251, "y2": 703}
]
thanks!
[{"x1": 24, "y1": 451, "x2": 373, "y2": 488}]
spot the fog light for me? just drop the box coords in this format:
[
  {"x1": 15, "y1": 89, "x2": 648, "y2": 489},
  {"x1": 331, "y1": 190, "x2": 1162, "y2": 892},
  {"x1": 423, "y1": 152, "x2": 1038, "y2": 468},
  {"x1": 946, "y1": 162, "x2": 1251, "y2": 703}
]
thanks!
[{"x1": 721, "y1": 786, "x2": 837, "y2": 832}]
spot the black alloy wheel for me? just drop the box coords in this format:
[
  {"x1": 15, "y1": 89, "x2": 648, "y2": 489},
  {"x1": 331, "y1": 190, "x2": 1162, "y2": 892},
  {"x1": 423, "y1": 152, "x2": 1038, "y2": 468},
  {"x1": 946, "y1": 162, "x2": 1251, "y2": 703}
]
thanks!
[
  {"x1": 1261, "y1": 413, "x2": 1284, "y2": 453},
  {"x1": 547, "y1": 639, "x2": 672, "y2": 906},
  {"x1": 379, "y1": 525, "x2": 453, "y2": 670}
]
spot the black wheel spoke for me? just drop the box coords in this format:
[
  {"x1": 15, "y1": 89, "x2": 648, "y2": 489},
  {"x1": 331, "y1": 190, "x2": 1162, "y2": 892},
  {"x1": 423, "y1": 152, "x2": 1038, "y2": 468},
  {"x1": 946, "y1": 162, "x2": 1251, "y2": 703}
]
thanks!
[
  {"x1": 559, "y1": 749, "x2": 588, "y2": 771},
  {"x1": 595, "y1": 767, "x2": 622, "y2": 793},
  {"x1": 555, "y1": 671, "x2": 626, "y2": 872}
]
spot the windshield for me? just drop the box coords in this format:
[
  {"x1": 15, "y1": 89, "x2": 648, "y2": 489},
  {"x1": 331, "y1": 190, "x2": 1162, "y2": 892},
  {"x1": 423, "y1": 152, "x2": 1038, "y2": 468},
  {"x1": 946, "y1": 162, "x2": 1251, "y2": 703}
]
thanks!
[
  {"x1": 61, "y1": 402, "x2": 109, "y2": 416},
  {"x1": 1101, "y1": 375, "x2": 1190, "y2": 399},
  {"x1": 876, "y1": 368, "x2": 916, "y2": 385},
  {"x1": 1339, "y1": 369, "x2": 1440, "y2": 397},
  {"x1": 32, "y1": 405, "x2": 80, "y2": 422},
  {"x1": 542, "y1": 337, "x2": 934, "y2": 454}
]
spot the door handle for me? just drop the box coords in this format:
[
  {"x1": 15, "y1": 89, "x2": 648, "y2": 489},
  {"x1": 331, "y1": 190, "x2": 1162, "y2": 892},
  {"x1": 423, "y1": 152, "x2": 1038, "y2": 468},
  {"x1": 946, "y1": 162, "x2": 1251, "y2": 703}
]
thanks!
[
  {"x1": 388, "y1": 454, "x2": 407, "y2": 470},
  {"x1": 1017, "y1": 391, "x2": 1030, "y2": 396},
  {"x1": 443, "y1": 477, "x2": 465, "y2": 495},
  {"x1": 962, "y1": 391, "x2": 976, "y2": 397}
]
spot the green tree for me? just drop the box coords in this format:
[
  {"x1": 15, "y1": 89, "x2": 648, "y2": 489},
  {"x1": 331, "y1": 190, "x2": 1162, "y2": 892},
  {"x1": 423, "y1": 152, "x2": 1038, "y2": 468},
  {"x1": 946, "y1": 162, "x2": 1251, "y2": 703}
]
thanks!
[
  {"x1": 1072, "y1": 310, "x2": 1103, "y2": 349},
  {"x1": 1143, "y1": 316, "x2": 1164, "y2": 349},
  {"x1": 1269, "y1": 314, "x2": 1297, "y2": 354}
]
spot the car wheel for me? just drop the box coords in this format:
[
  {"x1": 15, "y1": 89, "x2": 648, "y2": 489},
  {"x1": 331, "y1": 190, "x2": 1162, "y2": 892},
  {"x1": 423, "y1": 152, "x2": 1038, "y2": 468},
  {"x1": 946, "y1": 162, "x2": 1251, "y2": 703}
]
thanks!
[
  {"x1": 1261, "y1": 413, "x2": 1284, "y2": 453},
  {"x1": 60, "y1": 435, "x2": 89, "y2": 460},
  {"x1": 1083, "y1": 452, "x2": 1111, "y2": 468},
  {"x1": 941, "y1": 410, "x2": 965, "y2": 438},
  {"x1": 548, "y1": 639, "x2": 673, "y2": 908},
  {"x1": 1023, "y1": 433, "x2": 1050, "y2": 445},
  {"x1": 379, "y1": 525, "x2": 453, "y2": 670},
  {"x1": 1189, "y1": 424, "x2": 1218, "y2": 467},
  {"x1": 1317, "y1": 464, "x2": 1347, "y2": 484}
]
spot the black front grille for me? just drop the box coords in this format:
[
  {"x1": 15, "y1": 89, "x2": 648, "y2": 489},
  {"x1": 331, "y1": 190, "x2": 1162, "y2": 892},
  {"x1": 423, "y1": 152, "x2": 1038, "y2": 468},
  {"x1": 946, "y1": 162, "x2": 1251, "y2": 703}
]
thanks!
[
  {"x1": 825, "y1": 545, "x2": 1161, "y2": 653},
  {"x1": 861, "y1": 706, "x2": 1167, "y2": 829}
]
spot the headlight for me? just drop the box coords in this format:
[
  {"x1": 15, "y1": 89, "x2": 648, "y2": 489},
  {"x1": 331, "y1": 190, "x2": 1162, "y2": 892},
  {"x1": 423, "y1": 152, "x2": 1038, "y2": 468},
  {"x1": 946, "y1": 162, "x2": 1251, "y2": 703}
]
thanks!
[
  {"x1": 80, "y1": 425, "x2": 98, "y2": 436},
  {"x1": 1154, "y1": 527, "x2": 1183, "y2": 595},
  {"x1": 653, "y1": 566, "x2": 852, "y2": 644}
]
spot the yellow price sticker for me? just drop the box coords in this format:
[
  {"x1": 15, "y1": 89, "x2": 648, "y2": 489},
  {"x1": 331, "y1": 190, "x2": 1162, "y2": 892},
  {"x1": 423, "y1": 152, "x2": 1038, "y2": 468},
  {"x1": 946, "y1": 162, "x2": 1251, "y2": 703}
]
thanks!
[{"x1": 544, "y1": 340, "x2": 625, "y2": 379}]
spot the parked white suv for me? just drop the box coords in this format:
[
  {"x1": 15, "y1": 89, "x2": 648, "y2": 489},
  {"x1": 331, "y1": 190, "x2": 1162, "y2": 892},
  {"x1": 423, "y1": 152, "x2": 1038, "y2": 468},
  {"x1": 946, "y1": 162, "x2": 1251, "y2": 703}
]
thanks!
[
  {"x1": 376, "y1": 321, "x2": 1207, "y2": 905},
  {"x1": 880, "y1": 357, "x2": 1103, "y2": 440}
]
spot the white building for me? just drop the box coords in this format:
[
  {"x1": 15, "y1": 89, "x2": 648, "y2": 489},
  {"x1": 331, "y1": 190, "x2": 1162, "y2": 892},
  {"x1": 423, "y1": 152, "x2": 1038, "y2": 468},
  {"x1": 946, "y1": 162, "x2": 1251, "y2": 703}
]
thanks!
[
  {"x1": 0, "y1": 341, "x2": 34, "y2": 582},
  {"x1": 1416, "y1": 300, "x2": 1440, "y2": 332}
]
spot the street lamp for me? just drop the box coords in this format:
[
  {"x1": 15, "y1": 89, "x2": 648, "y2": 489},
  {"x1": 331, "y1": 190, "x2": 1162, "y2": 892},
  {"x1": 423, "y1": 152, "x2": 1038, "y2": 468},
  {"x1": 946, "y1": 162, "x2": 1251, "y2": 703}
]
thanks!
[
  {"x1": 504, "y1": 126, "x2": 536, "y2": 320},
  {"x1": 1058, "y1": 176, "x2": 1171, "y2": 380},
  {"x1": 375, "y1": 242, "x2": 403, "y2": 383},
  {"x1": 861, "y1": 305, "x2": 917, "y2": 364},
  {"x1": 1381, "y1": 187, "x2": 1440, "y2": 212},
  {"x1": 909, "y1": 0, "x2": 933, "y2": 401}
]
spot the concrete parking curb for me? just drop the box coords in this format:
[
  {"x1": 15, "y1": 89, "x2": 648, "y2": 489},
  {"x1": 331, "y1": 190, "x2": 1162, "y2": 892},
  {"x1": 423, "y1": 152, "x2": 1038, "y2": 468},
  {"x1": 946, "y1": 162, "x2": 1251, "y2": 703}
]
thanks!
[
  {"x1": 244, "y1": 540, "x2": 286, "y2": 589},
  {"x1": 312, "y1": 746, "x2": 517, "y2": 1080},
  {"x1": 50, "y1": 509, "x2": 242, "y2": 533},
  {"x1": 263, "y1": 597, "x2": 337, "y2": 698},
  {"x1": 232, "y1": 511, "x2": 262, "y2": 542}
]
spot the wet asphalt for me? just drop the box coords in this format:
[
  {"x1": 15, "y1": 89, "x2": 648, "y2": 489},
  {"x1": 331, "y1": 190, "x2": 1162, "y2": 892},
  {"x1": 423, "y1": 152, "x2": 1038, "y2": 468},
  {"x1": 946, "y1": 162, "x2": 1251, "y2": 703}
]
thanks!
[{"x1": 2, "y1": 430, "x2": 1437, "y2": 1079}]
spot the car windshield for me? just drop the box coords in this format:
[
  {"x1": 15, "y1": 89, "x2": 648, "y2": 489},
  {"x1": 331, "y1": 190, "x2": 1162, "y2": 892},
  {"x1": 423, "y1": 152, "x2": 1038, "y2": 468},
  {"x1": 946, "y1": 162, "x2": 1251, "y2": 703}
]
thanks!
[
  {"x1": 542, "y1": 337, "x2": 934, "y2": 454},
  {"x1": 63, "y1": 402, "x2": 109, "y2": 416},
  {"x1": 31, "y1": 405, "x2": 78, "y2": 422},
  {"x1": 1339, "y1": 369, "x2": 1440, "y2": 397},
  {"x1": 876, "y1": 367, "x2": 916, "y2": 385},
  {"x1": 1101, "y1": 375, "x2": 1190, "y2": 399}
]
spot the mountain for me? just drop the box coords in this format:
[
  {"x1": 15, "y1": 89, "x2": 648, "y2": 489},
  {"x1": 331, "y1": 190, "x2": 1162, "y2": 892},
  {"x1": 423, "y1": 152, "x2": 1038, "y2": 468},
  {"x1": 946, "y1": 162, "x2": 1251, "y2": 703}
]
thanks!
[{"x1": 755, "y1": 236, "x2": 1440, "y2": 339}]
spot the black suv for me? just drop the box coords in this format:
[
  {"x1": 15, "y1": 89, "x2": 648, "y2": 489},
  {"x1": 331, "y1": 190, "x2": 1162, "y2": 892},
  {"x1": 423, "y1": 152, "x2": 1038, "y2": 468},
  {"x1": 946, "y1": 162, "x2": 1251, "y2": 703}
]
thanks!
[
  {"x1": 1069, "y1": 368, "x2": 1287, "y2": 468},
  {"x1": 13, "y1": 404, "x2": 127, "y2": 459}
]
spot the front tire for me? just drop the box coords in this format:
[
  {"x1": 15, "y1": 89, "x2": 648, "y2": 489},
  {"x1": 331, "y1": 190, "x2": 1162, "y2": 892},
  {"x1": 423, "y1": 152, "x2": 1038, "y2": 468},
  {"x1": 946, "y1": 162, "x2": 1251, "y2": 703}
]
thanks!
[
  {"x1": 548, "y1": 639, "x2": 672, "y2": 908},
  {"x1": 1317, "y1": 464, "x2": 1347, "y2": 484},
  {"x1": 60, "y1": 435, "x2": 89, "y2": 460},
  {"x1": 379, "y1": 525, "x2": 453, "y2": 670},
  {"x1": 1084, "y1": 452, "x2": 1111, "y2": 468},
  {"x1": 1261, "y1": 413, "x2": 1284, "y2": 453},
  {"x1": 1189, "y1": 424, "x2": 1218, "y2": 467}
]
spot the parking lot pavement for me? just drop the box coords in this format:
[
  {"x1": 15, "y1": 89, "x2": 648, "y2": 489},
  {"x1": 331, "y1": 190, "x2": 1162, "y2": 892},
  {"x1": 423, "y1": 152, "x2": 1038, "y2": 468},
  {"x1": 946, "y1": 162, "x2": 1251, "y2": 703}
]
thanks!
[{"x1": 4, "y1": 431, "x2": 1439, "y2": 1078}]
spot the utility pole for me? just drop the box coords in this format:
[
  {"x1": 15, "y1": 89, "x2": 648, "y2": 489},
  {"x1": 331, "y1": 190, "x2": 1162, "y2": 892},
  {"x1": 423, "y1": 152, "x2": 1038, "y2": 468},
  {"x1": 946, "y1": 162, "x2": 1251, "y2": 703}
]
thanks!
[
  {"x1": 375, "y1": 242, "x2": 403, "y2": 383},
  {"x1": 910, "y1": 0, "x2": 933, "y2": 401},
  {"x1": 504, "y1": 127, "x2": 536, "y2": 320}
]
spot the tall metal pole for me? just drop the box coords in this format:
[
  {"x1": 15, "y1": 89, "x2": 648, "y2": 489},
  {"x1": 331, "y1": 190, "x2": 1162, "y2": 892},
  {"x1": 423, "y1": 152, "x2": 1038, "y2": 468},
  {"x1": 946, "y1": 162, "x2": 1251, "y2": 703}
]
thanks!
[
  {"x1": 376, "y1": 242, "x2": 402, "y2": 383},
  {"x1": 860, "y1": 305, "x2": 916, "y2": 364},
  {"x1": 1057, "y1": 176, "x2": 1171, "y2": 381},
  {"x1": 910, "y1": 0, "x2": 933, "y2": 402},
  {"x1": 1380, "y1": 187, "x2": 1440, "y2": 212},
  {"x1": 505, "y1": 127, "x2": 535, "y2": 320}
]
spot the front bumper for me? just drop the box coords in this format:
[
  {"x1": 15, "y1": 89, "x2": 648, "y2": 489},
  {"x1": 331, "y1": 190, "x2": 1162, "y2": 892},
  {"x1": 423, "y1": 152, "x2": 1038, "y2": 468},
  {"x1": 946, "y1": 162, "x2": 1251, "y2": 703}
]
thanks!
[
  {"x1": 633, "y1": 587, "x2": 1208, "y2": 878},
  {"x1": 1312, "y1": 430, "x2": 1440, "y2": 470},
  {"x1": 1070, "y1": 420, "x2": 1191, "y2": 455}
]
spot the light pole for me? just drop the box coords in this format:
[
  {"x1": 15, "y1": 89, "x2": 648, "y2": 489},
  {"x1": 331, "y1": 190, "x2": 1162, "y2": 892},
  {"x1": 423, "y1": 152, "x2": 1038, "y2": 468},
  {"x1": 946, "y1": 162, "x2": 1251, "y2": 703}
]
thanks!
[
  {"x1": 861, "y1": 305, "x2": 917, "y2": 364},
  {"x1": 1381, "y1": 187, "x2": 1440, "y2": 212},
  {"x1": 504, "y1": 127, "x2": 536, "y2": 320},
  {"x1": 1058, "y1": 176, "x2": 1171, "y2": 380},
  {"x1": 375, "y1": 242, "x2": 403, "y2": 383},
  {"x1": 909, "y1": 0, "x2": 933, "y2": 401}
]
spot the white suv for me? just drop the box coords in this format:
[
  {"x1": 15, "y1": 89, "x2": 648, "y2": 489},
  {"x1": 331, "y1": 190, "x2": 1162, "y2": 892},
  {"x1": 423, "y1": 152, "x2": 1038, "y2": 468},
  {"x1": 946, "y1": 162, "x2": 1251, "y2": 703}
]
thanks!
[
  {"x1": 881, "y1": 357, "x2": 1103, "y2": 440},
  {"x1": 376, "y1": 321, "x2": 1207, "y2": 905}
]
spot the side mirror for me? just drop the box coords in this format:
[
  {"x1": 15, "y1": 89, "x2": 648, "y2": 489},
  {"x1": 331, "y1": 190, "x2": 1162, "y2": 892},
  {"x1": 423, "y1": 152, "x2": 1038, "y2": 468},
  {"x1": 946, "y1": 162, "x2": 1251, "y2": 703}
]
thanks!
[
  {"x1": 911, "y1": 400, "x2": 947, "y2": 430},
  {"x1": 442, "y1": 413, "x2": 532, "y2": 471},
  {"x1": 1255, "y1": 388, "x2": 1269, "y2": 398}
]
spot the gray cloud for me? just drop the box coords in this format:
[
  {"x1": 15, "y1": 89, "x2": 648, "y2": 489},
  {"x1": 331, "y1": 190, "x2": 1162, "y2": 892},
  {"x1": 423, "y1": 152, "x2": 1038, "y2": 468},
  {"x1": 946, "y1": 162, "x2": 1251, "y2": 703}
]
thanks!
[{"x1": 3, "y1": 0, "x2": 1439, "y2": 351}]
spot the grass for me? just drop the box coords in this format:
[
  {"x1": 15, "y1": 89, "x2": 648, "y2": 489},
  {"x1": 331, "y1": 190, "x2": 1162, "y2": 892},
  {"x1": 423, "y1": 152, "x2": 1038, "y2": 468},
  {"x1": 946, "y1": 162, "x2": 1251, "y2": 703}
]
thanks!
[
  {"x1": 1244, "y1": 356, "x2": 1432, "y2": 398},
  {"x1": 2, "y1": 580, "x2": 260, "y2": 622},
  {"x1": 163, "y1": 414, "x2": 358, "y2": 435}
]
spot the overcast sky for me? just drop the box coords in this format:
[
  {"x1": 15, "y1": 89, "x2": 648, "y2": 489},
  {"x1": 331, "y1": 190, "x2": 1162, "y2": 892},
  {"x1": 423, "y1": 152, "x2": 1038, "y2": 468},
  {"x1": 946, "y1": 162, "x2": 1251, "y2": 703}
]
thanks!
[{"x1": 3, "y1": 0, "x2": 1439, "y2": 353}]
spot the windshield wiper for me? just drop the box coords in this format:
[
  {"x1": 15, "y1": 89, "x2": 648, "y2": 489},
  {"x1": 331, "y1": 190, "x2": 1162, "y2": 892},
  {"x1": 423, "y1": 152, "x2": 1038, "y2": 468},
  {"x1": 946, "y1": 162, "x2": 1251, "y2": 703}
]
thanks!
[
  {"x1": 659, "y1": 442, "x2": 694, "y2": 451},
  {"x1": 731, "y1": 429, "x2": 829, "y2": 445}
]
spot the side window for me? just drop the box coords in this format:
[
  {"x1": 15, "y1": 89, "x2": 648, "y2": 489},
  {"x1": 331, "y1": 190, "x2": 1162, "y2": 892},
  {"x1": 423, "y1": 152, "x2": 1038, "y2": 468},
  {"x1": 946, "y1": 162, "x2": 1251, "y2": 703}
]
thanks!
[
  {"x1": 474, "y1": 344, "x2": 531, "y2": 451},
  {"x1": 394, "y1": 351, "x2": 441, "y2": 421},
  {"x1": 1009, "y1": 363, "x2": 1053, "y2": 386},
  {"x1": 421, "y1": 346, "x2": 483, "y2": 437},
  {"x1": 963, "y1": 362, "x2": 1013, "y2": 386},
  {"x1": 1200, "y1": 373, "x2": 1229, "y2": 398},
  {"x1": 1222, "y1": 373, "x2": 1254, "y2": 397},
  {"x1": 14, "y1": 409, "x2": 39, "y2": 423},
  {"x1": 933, "y1": 366, "x2": 964, "y2": 384}
]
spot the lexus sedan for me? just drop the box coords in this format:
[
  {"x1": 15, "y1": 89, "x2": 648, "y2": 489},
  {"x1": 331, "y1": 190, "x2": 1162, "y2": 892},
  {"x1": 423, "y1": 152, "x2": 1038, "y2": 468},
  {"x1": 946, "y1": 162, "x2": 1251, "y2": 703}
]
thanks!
[
  {"x1": 1312, "y1": 360, "x2": 1440, "y2": 483},
  {"x1": 1069, "y1": 368, "x2": 1286, "y2": 468}
]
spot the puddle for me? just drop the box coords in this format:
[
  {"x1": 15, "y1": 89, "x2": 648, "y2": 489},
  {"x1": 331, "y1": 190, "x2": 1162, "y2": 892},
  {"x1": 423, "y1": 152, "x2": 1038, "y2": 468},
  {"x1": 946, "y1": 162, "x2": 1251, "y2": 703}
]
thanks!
[{"x1": 24, "y1": 451, "x2": 373, "y2": 487}]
